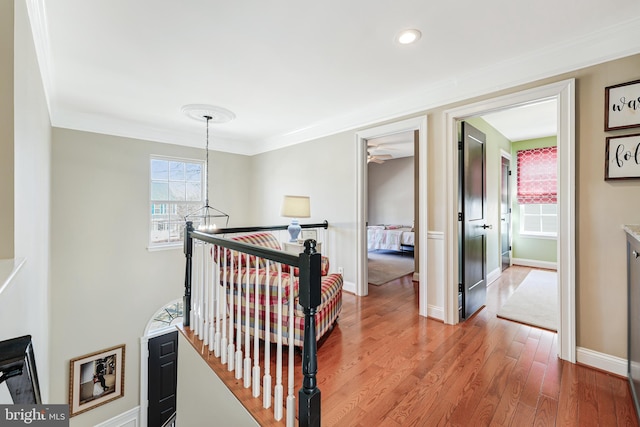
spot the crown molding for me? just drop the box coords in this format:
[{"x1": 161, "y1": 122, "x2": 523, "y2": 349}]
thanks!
[
  {"x1": 256, "y1": 15, "x2": 640, "y2": 154},
  {"x1": 26, "y1": 2, "x2": 640, "y2": 156}
]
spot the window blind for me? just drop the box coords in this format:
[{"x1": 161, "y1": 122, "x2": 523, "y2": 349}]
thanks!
[{"x1": 516, "y1": 146, "x2": 557, "y2": 204}]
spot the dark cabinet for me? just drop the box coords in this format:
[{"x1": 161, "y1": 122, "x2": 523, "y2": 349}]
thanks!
[{"x1": 627, "y1": 228, "x2": 640, "y2": 419}]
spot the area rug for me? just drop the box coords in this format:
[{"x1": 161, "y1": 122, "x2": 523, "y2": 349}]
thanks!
[
  {"x1": 497, "y1": 269, "x2": 558, "y2": 331},
  {"x1": 367, "y1": 250, "x2": 415, "y2": 285}
]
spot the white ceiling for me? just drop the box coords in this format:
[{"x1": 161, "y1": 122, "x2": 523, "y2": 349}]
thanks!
[
  {"x1": 482, "y1": 99, "x2": 558, "y2": 142},
  {"x1": 27, "y1": 0, "x2": 640, "y2": 155}
]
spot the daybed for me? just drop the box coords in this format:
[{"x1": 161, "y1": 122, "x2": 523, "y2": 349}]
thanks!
[
  {"x1": 220, "y1": 232, "x2": 343, "y2": 347},
  {"x1": 367, "y1": 225, "x2": 414, "y2": 253}
]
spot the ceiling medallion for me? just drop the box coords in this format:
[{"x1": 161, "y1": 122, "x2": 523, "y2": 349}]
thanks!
[{"x1": 181, "y1": 104, "x2": 236, "y2": 123}]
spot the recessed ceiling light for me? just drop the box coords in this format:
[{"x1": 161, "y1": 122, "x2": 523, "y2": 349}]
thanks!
[{"x1": 396, "y1": 29, "x2": 422, "y2": 45}]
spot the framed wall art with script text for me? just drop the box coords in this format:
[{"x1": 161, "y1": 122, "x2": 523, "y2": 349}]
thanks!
[
  {"x1": 605, "y1": 79, "x2": 640, "y2": 131},
  {"x1": 605, "y1": 133, "x2": 640, "y2": 180}
]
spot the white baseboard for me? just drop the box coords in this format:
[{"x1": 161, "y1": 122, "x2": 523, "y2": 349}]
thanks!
[
  {"x1": 511, "y1": 258, "x2": 557, "y2": 270},
  {"x1": 427, "y1": 304, "x2": 444, "y2": 321},
  {"x1": 576, "y1": 347, "x2": 627, "y2": 377},
  {"x1": 412, "y1": 272, "x2": 420, "y2": 282},
  {"x1": 487, "y1": 268, "x2": 501, "y2": 285},
  {"x1": 94, "y1": 406, "x2": 140, "y2": 427},
  {"x1": 342, "y1": 280, "x2": 356, "y2": 295}
]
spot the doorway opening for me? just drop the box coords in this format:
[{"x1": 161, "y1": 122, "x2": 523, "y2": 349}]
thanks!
[
  {"x1": 140, "y1": 299, "x2": 183, "y2": 427},
  {"x1": 444, "y1": 79, "x2": 575, "y2": 362},
  {"x1": 355, "y1": 116, "x2": 428, "y2": 316},
  {"x1": 366, "y1": 131, "x2": 416, "y2": 287}
]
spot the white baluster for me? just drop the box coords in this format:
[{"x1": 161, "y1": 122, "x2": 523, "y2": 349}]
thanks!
[
  {"x1": 227, "y1": 251, "x2": 235, "y2": 371},
  {"x1": 214, "y1": 246, "x2": 222, "y2": 358},
  {"x1": 190, "y1": 243, "x2": 197, "y2": 334},
  {"x1": 263, "y1": 260, "x2": 272, "y2": 409},
  {"x1": 274, "y1": 264, "x2": 284, "y2": 421},
  {"x1": 252, "y1": 258, "x2": 261, "y2": 397},
  {"x1": 202, "y1": 243, "x2": 209, "y2": 346},
  {"x1": 221, "y1": 248, "x2": 228, "y2": 365},
  {"x1": 208, "y1": 244, "x2": 215, "y2": 352},
  {"x1": 235, "y1": 252, "x2": 243, "y2": 379},
  {"x1": 193, "y1": 243, "x2": 201, "y2": 338},
  {"x1": 244, "y1": 252, "x2": 252, "y2": 388},
  {"x1": 286, "y1": 272, "x2": 296, "y2": 427}
]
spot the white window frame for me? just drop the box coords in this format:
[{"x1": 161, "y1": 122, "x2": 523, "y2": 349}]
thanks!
[
  {"x1": 149, "y1": 155, "x2": 205, "y2": 249},
  {"x1": 519, "y1": 203, "x2": 558, "y2": 239}
]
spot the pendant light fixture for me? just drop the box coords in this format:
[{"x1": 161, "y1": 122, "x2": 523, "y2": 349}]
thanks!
[{"x1": 181, "y1": 104, "x2": 235, "y2": 232}]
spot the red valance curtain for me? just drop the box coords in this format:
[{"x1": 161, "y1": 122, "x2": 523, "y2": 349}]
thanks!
[{"x1": 517, "y1": 146, "x2": 557, "y2": 204}]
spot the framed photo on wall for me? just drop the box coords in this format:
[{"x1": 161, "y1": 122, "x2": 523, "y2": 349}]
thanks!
[
  {"x1": 69, "y1": 344, "x2": 125, "y2": 417},
  {"x1": 605, "y1": 133, "x2": 640, "y2": 180},
  {"x1": 605, "y1": 79, "x2": 640, "y2": 131}
]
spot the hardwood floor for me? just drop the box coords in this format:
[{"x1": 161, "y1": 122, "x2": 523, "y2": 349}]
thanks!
[{"x1": 182, "y1": 266, "x2": 639, "y2": 426}]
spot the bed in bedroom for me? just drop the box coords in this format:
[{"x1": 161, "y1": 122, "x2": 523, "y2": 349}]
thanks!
[{"x1": 367, "y1": 225, "x2": 414, "y2": 254}]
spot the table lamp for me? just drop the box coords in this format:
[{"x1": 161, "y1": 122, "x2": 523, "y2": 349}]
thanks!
[{"x1": 280, "y1": 195, "x2": 310, "y2": 242}]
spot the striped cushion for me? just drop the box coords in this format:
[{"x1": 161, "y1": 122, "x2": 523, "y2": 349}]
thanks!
[
  {"x1": 226, "y1": 272, "x2": 343, "y2": 347},
  {"x1": 222, "y1": 266, "x2": 298, "y2": 305}
]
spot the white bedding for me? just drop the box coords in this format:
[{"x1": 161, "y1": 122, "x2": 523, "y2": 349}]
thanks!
[{"x1": 367, "y1": 226, "x2": 414, "y2": 251}]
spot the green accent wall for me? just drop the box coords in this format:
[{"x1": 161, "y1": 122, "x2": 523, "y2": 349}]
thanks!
[{"x1": 511, "y1": 136, "x2": 557, "y2": 263}]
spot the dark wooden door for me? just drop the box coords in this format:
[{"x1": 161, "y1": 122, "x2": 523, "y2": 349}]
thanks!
[
  {"x1": 460, "y1": 122, "x2": 488, "y2": 319},
  {"x1": 501, "y1": 155, "x2": 511, "y2": 271},
  {"x1": 148, "y1": 331, "x2": 178, "y2": 427}
]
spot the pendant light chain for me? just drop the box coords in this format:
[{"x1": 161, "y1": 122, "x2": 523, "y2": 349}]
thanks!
[{"x1": 204, "y1": 115, "x2": 212, "y2": 207}]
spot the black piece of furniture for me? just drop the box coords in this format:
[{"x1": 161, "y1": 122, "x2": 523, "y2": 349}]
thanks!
[
  {"x1": 0, "y1": 335, "x2": 42, "y2": 404},
  {"x1": 627, "y1": 227, "x2": 640, "y2": 419}
]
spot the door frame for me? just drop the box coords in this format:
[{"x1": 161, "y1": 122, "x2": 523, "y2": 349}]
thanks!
[
  {"x1": 355, "y1": 116, "x2": 428, "y2": 316},
  {"x1": 444, "y1": 79, "x2": 576, "y2": 362},
  {"x1": 140, "y1": 299, "x2": 183, "y2": 427},
  {"x1": 499, "y1": 149, "x2": 512, "y2": 271}
]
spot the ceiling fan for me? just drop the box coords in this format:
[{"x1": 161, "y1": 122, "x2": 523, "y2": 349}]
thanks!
[
  {"x1": 367, "y1": 152, "x2": 392, "y2": 164},
  {"x1": 367, "y1": 141, "x2": 394, "y2": 164}
]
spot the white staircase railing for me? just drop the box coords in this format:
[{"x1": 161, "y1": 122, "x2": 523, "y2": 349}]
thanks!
[{"x1": 183, "y1": 222, "x2": 324, "y2": 426}]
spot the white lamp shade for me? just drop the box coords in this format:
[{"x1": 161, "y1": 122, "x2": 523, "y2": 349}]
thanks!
[{"x1": 280, "y1": 195, "x2": 311, "y2": 218}]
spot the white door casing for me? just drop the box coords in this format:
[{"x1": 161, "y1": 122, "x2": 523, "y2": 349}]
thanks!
[
  {"x1": 355, "y1": 116, "x2": 428, "y2": 317},
  {"x1": 444, "y1": 79, "x2": 576, "y2": 362}
]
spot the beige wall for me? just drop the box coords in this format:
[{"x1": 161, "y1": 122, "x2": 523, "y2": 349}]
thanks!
[
  {"x1": 250, "y1": 133, "x2": 357, "y2": 281},
  {"x1": 49, "y1": 128, "x2": 251, "y2": 425},
  {"x1": 570, "y1": 56, "x2": 640, "y2": 356},
  {"x1": 367, "y1": 156, "x2": 415, "y2": 227},
  {"x1": 0, "y1": 0, "x2": 14, "y2": 259}
]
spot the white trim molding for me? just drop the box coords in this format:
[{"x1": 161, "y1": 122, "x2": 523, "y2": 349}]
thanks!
[
  {"x1": 576, "y1": 347, "x2": 627, "y2": 377},
  {"x1": 342, "y1": 280, "x2": 357, "y2": 295},
  {"x1": 487, "y1": 268, "x2": 502, "y2": 285},
  {"x1": 427, "y1": 305, "x2": 444, "y2": 321},
  {"x1": 444, "y1": 79, "x2": 576, "y2": 363},
  {"x1": 511, "y1": 258, "x2": 558, "y2": 271},
  {"x1": 94, "y1": 406, "x2": 140, "y2": 427}
]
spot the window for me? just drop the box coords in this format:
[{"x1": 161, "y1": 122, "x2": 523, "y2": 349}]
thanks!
[
  {"x1": 520, "y1": 203, "x2": 557, "y2": 237},
  {"x1": 517, "y1": 146, "x2": 558, "y2": 237},
  {"x1": 149, "y1": 157, "x2": 203, "y2": 247}
]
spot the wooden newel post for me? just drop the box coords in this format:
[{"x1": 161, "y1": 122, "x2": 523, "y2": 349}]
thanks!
[
  {"x1": 183, "y1": 221, "x2": 194, "y2": 327},
  {"x1": 298, "y1": 239, "x2": 322, "y2": 427}
]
